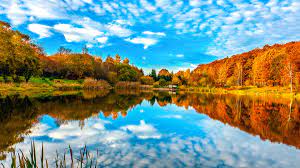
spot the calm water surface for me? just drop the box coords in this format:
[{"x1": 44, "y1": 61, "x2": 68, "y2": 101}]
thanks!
[{"x1": 0, "y1": 91, "x2": 300, "y2": 167}]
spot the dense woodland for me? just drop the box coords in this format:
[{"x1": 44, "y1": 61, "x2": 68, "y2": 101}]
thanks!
[
  {"x1": 191, "y1": 42, "x2": 300, "y2": 90},
  {"x1": 1, "y1": 20, "x2": 300, "y2": 91},
  {"x1": 0, "y1": 21, "x2": 143, "y2": 85}
]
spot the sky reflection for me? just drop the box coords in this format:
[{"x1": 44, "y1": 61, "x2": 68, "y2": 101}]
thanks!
[{"x1": 2, "y1": 100, "x2": 300, "y2": 168}]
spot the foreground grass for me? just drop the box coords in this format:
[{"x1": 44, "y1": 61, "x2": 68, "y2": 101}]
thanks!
[{"x1": 6, "y1": 142, "x2": 98, "y2": 168}]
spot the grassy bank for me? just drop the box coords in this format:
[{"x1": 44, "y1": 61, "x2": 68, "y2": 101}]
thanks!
[
  {"x1": 0, "y1": 77, "x2": 112, "y2": 98},
  {"x1": 1, "y1": 77, "x2": 299, "y2": 99},
  {"x1": 178, "y1": 85, "x2": 300, "y2": 98}
]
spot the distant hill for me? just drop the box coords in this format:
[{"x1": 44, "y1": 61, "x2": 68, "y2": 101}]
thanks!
[{"x1": 190, "y1": 41, "x2": 300, "y2": 87}]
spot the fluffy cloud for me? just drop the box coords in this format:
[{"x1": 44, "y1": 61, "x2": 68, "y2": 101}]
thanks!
[
  {"x1": 0, "y1": 0, "x2": 68, "y2": 25},
  {"x1": 106, "y1": 23, "x2": 133, "y2": 37},
  {"x1": 121, "y1": 120, "x2": 162, "y2": 139},
  {"x1": 142, "y1": 31, "x2": 166, "y2": 36},
  {"x1": 27, "y1": 23, "x2": 52, "y2": 38},
  {"x1": 140, "y1": 0, "x2": 156, "y2": 12},
  {"x1": 176, "y1": 54, "x2": 184, "y2": 58},
  {"x1": 125, "y1": 37, "x2": 158, "y2": 49},
  {"x1": 53, "y1": 23, "x2": 104, "y2": 42},
  {"x1": 96, "y1": 36, "x2": 108, "y2": 44}
]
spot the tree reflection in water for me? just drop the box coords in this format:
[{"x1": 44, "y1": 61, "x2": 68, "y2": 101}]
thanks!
[{"x1": 0, "y1": 91, "x2": 300, "y2": 161}]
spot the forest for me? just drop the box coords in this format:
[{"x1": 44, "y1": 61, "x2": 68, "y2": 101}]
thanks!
[{"x1": 1, "y1": 20, "x2": 300, "y2": 93}]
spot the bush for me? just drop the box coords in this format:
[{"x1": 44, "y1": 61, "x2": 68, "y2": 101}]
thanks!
[
  {"x1": 153, "y1": 81, "x2": 160, "y2": 88},
  {"x1": 83, "y1": 78, "x2": 112, "y2": 90},
  {"x1": 115, "y1": 81, "x2": 140, "y2": 89},
  {"x1": 159, "y1": 79, "x2": 168, "y2": 86},
  {"x1": 140, "y1": 76, "x2": 154, "y2": 85}
]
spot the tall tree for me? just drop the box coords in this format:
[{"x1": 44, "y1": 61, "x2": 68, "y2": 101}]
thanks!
[
  {"x1": 149, "y1": 69, "x2": 157, "y2": 81},
  {"x1": 82, "y1": 45, "x2": 88, "y2": 54}
]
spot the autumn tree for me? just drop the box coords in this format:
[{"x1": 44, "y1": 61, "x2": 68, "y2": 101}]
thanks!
[
  {"x1": 285, "y1": 56, "x2": 296, "y2": 93},
  {"x1": 0, "y1": 22, "x2": 13, "y2": 82},
  {"x1": 233, "y1": 62, "x2": 243, "y2": 86},
  {"x1": 123, "y1": 58, "x2": 129, "y2": 64},
  {"x1": 172, "y1": 76, "x2": 182, "y2": 85},
  {"x1": 115, "y1": 54, "x2": 121, "y2": 64},
  {"x1": 217, "y1": 62, "x2": 228, "y2": 86},
  {"x1": 158, "y1": 69, "x2": 172, "y2": 81},
  {"x1": 0, "y1": 21, "x2": 40, "y2": 82}
]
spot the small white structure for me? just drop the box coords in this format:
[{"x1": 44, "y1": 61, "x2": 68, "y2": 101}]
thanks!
[{"x1": 168, "y1": 85, "x2": 178, "y2": 90}]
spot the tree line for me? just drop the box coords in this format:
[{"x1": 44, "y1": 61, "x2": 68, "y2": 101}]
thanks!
[
  {"x1": 0, "y1": 21, "x2": 143, "y2": 84},
  {"x1": 190, "y1": 42, "x2": 300, "y2": 91}
]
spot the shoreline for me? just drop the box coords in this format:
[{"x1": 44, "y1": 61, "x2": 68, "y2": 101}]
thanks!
[{"x1": 1, "y1": 82, "x2": 299, "y2": 99}]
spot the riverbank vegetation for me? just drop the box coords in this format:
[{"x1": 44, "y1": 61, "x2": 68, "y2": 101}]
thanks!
[{"x1": 1, "y1": 20, "x2": 300, "y2": 96}]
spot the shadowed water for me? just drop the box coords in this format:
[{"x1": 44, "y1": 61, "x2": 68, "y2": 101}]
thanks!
[{"x1": 0, "y1": 91, "x2": 300, "y2": 167}]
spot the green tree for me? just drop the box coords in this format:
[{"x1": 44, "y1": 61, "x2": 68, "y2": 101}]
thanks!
[
  {"x1": 117, "y1": 64, "x2": 138, "y2": 82},
  {"x1": 159, "y1": 78, "x2": 168, "y2": 86},
  {"x1": 149, "y1": 69, "x2": 157, "y2": 81}
]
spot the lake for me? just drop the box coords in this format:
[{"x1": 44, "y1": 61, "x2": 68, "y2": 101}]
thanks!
[{"x1": 0, "y1": 91, "x2": 300, "y2": 167}]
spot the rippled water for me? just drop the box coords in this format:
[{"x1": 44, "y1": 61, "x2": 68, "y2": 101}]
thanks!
[{"x1": 0, "y1": 91, "x2": 300, "y2": 167}]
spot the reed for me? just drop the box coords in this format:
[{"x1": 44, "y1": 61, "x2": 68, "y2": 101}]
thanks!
[
  {"x1": 115, "y1": 81, "x2": 141, "y2": 89},
  {"x1": 7, "y1": 142, "x2": 99, "y2": 168}
]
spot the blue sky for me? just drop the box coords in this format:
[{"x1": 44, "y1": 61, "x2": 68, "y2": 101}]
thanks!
[{"x1": 0, "y1": 0, "x2": 299, "y2": 72}]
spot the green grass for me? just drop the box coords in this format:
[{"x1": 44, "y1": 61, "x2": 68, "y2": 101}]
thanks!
[{"x1": 29, "y1": 77, "x2": 53, "y2": 85}]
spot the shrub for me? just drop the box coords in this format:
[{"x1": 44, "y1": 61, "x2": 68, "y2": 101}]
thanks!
[
  {"x1": 83, "y1": 78, "x2": 112, "y2": 90},
  {"x1": 140, "y1": 76, "x2": 154, "y2": 85},
  {"x1": 115, "y1": 81, "x2": 140, "y2": 89},
  {"x1": 153, "y1": 81, "x2": 160, "y2": 88},
  {"x1": 159, "y1": 79, "x2": 168, "y2": 86}
]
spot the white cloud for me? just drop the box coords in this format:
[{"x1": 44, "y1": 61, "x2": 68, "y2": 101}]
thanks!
[
  {"x1": 121, "y1": 120, "x2": 162, "y2": 139},
  {"x1": 91, "y1": 5, "x2": 106, "y2": 15},
  {"x1": 1, "y1": 0, "x2": 68, "y2": 25},
  {"x1": 27, "y1": 23, "x2": 52, "y2": 38},
  {"x1": 115, "y1": 19, "x2": 133, "y2": 26},
  {"x1": 96, "y1": 36, "x2": 108, "y2": 44},
  {"x1": 160, "y1": 114, "x2": 183, "y2": 119},
  {"x1": 125, "y1": 37, "x2": 158, "y2": 49},
  {"x1": 143, "y1": 31, "x2": 166, "y2": 36},
  {"x1": 189, "y1": 0, "x2": 212, "y2": 7},
  {"x1": 1, "y1": 0, "x2": 300, "y2": 58},
  {"x1": 176, "y1": 54, "x2": 184, "y2": 58},
  {"x1": 106, "y1": 23, "x2": 133, "y2": 37},
  {"x1": 140, "y1": 0, "x2": 156, "y2": 12},
  {"x1": 53, "y1": 23, "x2": 103, "y2": 42},
  {"x1": 190, "y1": 64, "x2": 197, "y2": 68}
]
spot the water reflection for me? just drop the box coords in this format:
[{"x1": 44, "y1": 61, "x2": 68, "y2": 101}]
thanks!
[{"x1": 0, "y1": 91, "x2": 300, "y2": 167}]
